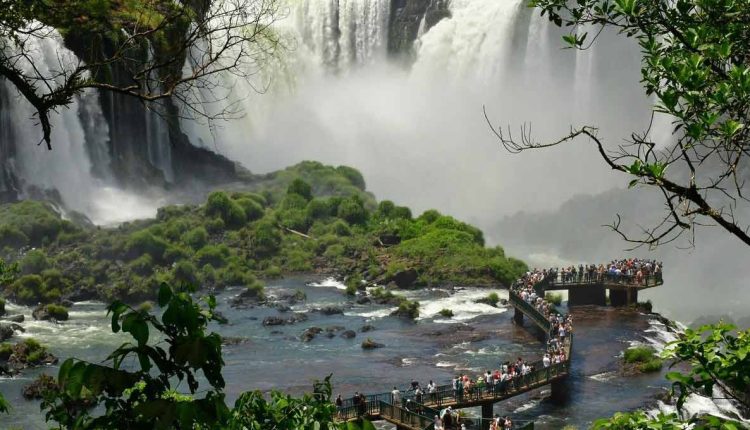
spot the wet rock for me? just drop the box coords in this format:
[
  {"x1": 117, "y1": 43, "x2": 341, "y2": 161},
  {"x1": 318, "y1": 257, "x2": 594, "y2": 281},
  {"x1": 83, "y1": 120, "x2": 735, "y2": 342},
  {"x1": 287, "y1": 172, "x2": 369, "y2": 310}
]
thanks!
[
  {"x1": 221, "y1": 336, "x2": 248, "y2": 346},
  {"x1": 270, "y1": 302, "x2": 292, "y2": 312},
  {"x1": 390, "y1": 268, "x2": 418, "y2": 289},
  {"x1": 273, "y1": 289, "x2": 307, "y2": 305},
  {"x1": 325, "y1": 326, "x2": 345, "y2": 338},
  {"x1": 316, "y1": 306, "x2": 344, "y2": 316},
  {"x1": 361, "y1": 338, "x2": 384, "y2": 349},
  {"x1": 301, "y1": 327, "x2": 323, "y2": 342},
  {"x1": 33, "y1": 304, "x2": 69, "y2": 322},
  {"x1": 499, "y1": 299, "x2": 509, "y2": 306},
  {"x1": 262, "y1": 316, "x2": 286, "y2": 326},
  {"x1": 1, "y1": 314, "x2": 24, "y2": 323},
  {"x1": 360, "y1": 324, "x2": 376, "y2": 333},
  {"x1": 340, "y1": 330, "x2": 356, "y2": 339},
  {"x1": 356, "y1": 296, "x2": 372, "y2": 305},
  {"x1": 0, "y1": 323, "x2": 24, "y2": 341},
  {"x1": 270, "y1": 330, "x2": 283, "y2": 335},
  {"x1": 22, "y1": 374, "x2": 59, "y2": 399}
]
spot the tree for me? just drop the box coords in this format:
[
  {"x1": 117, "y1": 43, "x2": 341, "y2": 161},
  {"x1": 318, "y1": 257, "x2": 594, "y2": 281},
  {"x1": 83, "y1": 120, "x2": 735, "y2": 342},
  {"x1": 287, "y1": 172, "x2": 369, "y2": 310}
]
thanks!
[
  {"x1": 0, "y1": 0, "x2": 283, "y2": 148},
  {"x1": 487, "y1": 0, "x2": 750, "y2": 249}
]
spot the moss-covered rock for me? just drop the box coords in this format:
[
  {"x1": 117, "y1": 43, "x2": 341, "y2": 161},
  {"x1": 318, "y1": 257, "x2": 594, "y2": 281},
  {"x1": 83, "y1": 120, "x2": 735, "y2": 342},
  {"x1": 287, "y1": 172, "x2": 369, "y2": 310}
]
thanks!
[{"x1": 33, "y1": 304, "x2": 69, "y2": 321}]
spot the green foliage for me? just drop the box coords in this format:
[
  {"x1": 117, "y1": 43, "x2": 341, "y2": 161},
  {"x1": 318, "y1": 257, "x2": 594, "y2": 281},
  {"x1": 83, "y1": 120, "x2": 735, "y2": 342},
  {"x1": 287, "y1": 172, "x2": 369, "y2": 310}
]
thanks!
[
  {"x1": 195, "y1": 245, "x2": 230, "y2": 268},
  {"x1": 128, "y1": 254, "x2": 155, "y2": 276},
  {"x1": 287, "y1": 178, "x2": 313, "y2": 201},
  {"x1": 0, "y1": 342, "x2": 12, "y2": 360},
  {"x1": 439, "y1": 308, "x2": 454, "y2": 318},
  {"x1": 394, "y1": 298, "x2": 420, "y2": 319},
  {"x1": 306, "y1": 198, "x2": 331, "y2": 220},
  {"x1": 235, "y1": 198, "x2": 264, "y2": 222},
  {"x1": 172, "y1": 260, "x2": 199, "y2": 286},
  {"x1": 44, "y1": 304, "x2": 69, "y2": 321},
  {"x1": 592, "y1": 411, "x2": 741, "y2": 429},
  {"x1": 19, "y1": 249, "x2": 49, "y2": 275},
  {"x1": 205, "y1": 191, "x2": 246, "y2": 229},
  {"x1": 664, "y1": 323, "x2": 750, "y2": 411},
  {"x1": 8, "y1": 274, "x2": 58, "y2": 305},
  {"x1": 182, "y1": 227, "x2": 209, "y2": 250},
  {"x1": 624, "y1": 346, "x2": 658, "y2": 363},
  {"x1": 126, "y1": 230, "x2": 168, "y2": 261},
  {"x1": 0, "y1": 201, "x2": 78, "y2": 247},
  {"x1": 335, "y1": 165, "x2": 366, "y2": 190},
  {"x1": 478, "y1": 292, "x2": 500, "y2": 307},
  {"x1": 337, "y1": 197, "x2": 368, "y2": 225},
  {"x1": 252, "y1": 221, "x2": 282, "y2": 257},
  {"x1": 545, "y1": 292, "x2": 563, "y2": 306}
]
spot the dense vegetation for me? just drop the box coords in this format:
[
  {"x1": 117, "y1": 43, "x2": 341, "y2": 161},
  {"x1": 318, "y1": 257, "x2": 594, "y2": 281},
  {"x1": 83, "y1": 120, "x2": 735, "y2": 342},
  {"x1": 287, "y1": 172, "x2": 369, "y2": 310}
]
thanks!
[
  {"x1": 623, "y1": 345, "x2": 663, "y2": 373},
  {"x1": 0, "y1": 162, "x2": 527, "y2": 307}
]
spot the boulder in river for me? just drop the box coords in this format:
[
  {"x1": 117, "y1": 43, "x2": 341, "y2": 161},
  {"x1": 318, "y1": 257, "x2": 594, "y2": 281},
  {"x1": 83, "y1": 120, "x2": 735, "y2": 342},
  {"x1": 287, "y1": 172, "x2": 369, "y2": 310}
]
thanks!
[
  {"x1": 33, "y1": 304, "x2": 69, "y2": 322},
  {"x1": 0, "y1": 314, "x2": 24, "y2": 323},
  {"x1": 316, "y1": 306, "x2": 344, "y2": 316},
  {"x1": 389, "y1": 268, "x2": 418, "y2": 288},
  {"x1": 301, "y1": 327, "x2": 323, "y2": 342},
  {"x1": 22, "y1": 374, "x2": 59, "y2": 399},
  {"x1": 360, "y1": 324, "x2": 376, "y2": 333},
  {"x1": 340, "y1": 330, "x2": 356, "y2": 339},
  {"x1": 361, "y1": 338, "x2": 384, "y2": 349},
  {"x1": 262, "y1": 316, "x2": 286, "y2": 326},
  {"x1": 355, "y1": 296, "x2": 372, "y2": 305},
  {"x1": 0, "y1": 323, "x2": 24, "y2": 341}
]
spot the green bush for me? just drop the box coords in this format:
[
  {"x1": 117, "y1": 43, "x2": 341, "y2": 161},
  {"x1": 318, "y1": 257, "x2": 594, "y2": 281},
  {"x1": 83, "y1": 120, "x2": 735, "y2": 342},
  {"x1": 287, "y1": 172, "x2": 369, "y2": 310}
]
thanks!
[
  {"x1": 0, "y1": 201, "x2": 73, "y2": 246},
  {"x1": 45, "y1": 304, "x2": 69, "y2": 321},
  {"x1": 182, "y1": 227, "x2": 209, "y2": 250},
  {"x1": 345, "y1": 283, "x2": 358, "y2": 296},
  {"x1": 252, "y1": 221, "x2": 282, "y2": 257},
  {"x1": 20, "y1": 249, "x2": 49, "y2": 275},
  {"x1": 418, "y1": 209, "x2": 441, "y2": 224},
  {"x1": 163, "y1": 245, "x2": 190, "y2": 264},
  {"x1": 305, "y1": 199, "x2": 330, "y2": 220},
  {"x1": 205, "y1": 218, "x2": 225, "y2": 234},
  {"x1": 173, "y1": 260, "x2": 199, "y2": 285},
  {"x1": 394, "y1": 299, "x2": 420, "y2": 319},
  {"x1": 478, "y1": 292, "x2": 500, "y2": 306},
  {"x1": 545, "y1": 292, "x2": 563, "y2": 306},
  {"x1": 287, "y1": 178, "x2": 313, "y2": 201},
  {"x1": 323, "y1": 244, "x2": 345, "y2": 260},
  {"x1": 0, "y1": 225, "x2": 29, "y2": 248},
  {"x1": 331, "y1": 220, "x2": 352, "y2": 237},
  {"x1": 236, "y1": 198, "x2": 264, "y2": 222},
  {"x1": 337, "y1": 197, "x2": 368, "y2": 225},
  {"x1": 640, "y1": 358, "x2": 664, "y2": 373},
  {"x1": 10, "y1": 274, "x2": 45, "y2": 305},
  {"x1": 41, "y1": 269, "x2": 68, "y2": 292},
  {"x1": 264, "y1": 265, "x2": 282, "y2": 278},
  {"x1": 205, "y1": 191, "x2": 232, "y2": 218},
  {"x1": 195, "y1": 245, "x2": 230, "y2": 268},
  {"x1": 336, "y1": 165, "x2": 366, "y2": 190},
  {"x1": 217, "y1": 264, "x2": 254, "y2": 287},
  {"x1": 624, "y1": 346, "x2": 658, "y2": 363},
  {"x1": 283, "y1": 249, "x2": 313, "y2": 272},
  {"x1": 277, "y1": 209, "x2": 310, "y2": 232},
  {"x1": 125, "y1": 230, "x2": 168, "y2": 261},
  {"x1": 128, "y1": 254, "x2": 155, "y2": 276},
  {"x1": 439, "y1": 308, "x2": 454, "y2": 318}
]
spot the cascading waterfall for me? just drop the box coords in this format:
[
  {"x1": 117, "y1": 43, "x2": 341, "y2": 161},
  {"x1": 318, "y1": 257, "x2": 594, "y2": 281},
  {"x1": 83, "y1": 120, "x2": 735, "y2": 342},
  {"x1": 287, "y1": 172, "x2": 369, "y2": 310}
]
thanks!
[
  {"x1": 0, "y1": 29, "x2": 161, "y2": 224},
  {"x1": 144, "y1": 43, "x2": 174, "y2": 183}
]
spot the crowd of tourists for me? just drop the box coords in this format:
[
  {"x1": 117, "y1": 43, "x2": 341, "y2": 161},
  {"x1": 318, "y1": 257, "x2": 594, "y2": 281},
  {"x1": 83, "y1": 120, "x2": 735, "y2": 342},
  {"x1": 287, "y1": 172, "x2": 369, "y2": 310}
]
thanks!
[{"x1": 541, "y1": 258, "x2": 663, "y2": 285}]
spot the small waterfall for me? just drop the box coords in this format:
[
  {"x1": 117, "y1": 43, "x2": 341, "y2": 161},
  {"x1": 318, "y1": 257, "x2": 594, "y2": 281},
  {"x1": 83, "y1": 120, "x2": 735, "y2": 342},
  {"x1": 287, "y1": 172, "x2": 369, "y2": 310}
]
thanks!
[{"x1": 144, "y1": 43, "x2": 174, "y2": 182}]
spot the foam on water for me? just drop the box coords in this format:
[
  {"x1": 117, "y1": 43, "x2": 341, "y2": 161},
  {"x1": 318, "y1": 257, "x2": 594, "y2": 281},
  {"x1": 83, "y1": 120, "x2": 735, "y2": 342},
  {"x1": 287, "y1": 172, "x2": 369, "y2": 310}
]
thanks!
[
  {"x1": 344, "y1": 307, "x2": 396, "y2": 319},
  {"x1": 410, "y1": 288, "x2": 508, "y2": 322},
  {"x1": 308, "y1": 277, "x2": 347, "y2": 290}
]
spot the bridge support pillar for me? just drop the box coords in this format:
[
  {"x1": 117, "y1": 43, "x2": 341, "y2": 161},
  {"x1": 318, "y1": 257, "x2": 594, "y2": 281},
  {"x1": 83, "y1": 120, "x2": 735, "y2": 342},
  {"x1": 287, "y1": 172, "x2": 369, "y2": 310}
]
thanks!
[
  {"x1": 568, "y1": 285, "x2": 606, "y2": 306},
  {"x1": 610, "y1": 288, "x2": 638, "y2": 306},
  {"x1": 550, "y1": 378, "x2": 571, "y2": 405},
  {"x1": 482, "y1": 402, "x2": 494, "y2": 419},
  {"x1": 513, "y1": 307, "x2": 524, "y2": 325},
  {"x1": 396, "y1": 426, "x2": 410, "y2": 430}
]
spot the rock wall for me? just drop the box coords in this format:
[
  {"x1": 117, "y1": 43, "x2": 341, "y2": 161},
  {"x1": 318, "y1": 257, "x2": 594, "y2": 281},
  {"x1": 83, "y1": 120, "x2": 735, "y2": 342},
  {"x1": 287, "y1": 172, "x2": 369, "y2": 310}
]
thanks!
[{"x1": 388, "y1": 0, "x2": 450, "y2": 57}]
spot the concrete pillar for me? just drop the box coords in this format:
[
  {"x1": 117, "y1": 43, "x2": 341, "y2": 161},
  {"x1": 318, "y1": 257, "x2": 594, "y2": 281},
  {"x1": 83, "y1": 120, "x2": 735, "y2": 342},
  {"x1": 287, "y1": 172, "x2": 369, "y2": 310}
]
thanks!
[
  {"x1": 396, "y1": 426, "x2": 410, "y2": 430},
  {"x1": 609, "y1": 289, "x2": 627, "y2": 307},
  {"x1": 627, "y1": 288, "x2": 638, "y2": 306},
  {"x1": 513, "y1": 307, "x2": 524, "y2": 325},
  {"x1": 482, "y1": 403, "x2": 495, "y2": 430},
  {"x1": 549, "y1": 379, "x2": 571, "y2": 405},
  {"x1": 568, "y1": 285, "x2": 606, "y2": 306}
]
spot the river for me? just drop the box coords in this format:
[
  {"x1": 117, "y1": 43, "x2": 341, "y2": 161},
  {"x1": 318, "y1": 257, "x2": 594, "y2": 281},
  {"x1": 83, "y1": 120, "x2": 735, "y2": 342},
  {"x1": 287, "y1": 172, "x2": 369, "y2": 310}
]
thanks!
[{"x1": 0, "y1": 277, "x2": 685, "y2": 429}]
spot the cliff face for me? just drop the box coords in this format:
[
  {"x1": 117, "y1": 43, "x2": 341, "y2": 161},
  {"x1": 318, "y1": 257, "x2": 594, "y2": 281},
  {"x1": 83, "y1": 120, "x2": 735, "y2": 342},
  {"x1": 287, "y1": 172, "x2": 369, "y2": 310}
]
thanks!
[
  {"x1": 388, "y1": 0, "x2": 450, "y2": 57},
  {"x1": 0, "y1": 85, "x2": 20, "y2": 202}
]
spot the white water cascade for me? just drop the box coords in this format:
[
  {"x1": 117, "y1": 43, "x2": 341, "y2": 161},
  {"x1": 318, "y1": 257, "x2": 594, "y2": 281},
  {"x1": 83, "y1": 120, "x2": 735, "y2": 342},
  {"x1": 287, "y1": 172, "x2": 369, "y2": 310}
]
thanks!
[
  {"x1": 186, "y1": 0, "x2": 651, "y2": 223},
  {"x1": 0, "y1": 30, "x2": 162, "y2": 224}
]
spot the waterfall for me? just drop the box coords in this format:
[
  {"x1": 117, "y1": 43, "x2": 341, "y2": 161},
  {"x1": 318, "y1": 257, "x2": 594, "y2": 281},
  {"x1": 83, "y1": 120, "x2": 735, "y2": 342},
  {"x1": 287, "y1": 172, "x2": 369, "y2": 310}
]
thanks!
[
  {"x1": 0, "y1": 29, "x2": 161, "y2": 224},
  {"x1": 144, "y1": 43, "x2": 174, "y2": 183}
]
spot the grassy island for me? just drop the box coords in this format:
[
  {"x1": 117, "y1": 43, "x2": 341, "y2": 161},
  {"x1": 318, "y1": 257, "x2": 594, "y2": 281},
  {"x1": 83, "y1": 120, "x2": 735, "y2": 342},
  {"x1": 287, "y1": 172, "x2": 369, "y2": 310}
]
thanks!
[{"x1": 0, "y1": 162, "x2": 527, "y2": 305}]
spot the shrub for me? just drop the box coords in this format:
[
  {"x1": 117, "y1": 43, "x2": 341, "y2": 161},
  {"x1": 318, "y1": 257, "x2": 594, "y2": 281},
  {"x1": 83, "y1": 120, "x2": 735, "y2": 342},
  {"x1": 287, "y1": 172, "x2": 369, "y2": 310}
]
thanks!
[
  {"x1": 128, "y1": 254, "x2": 155, "y2": 276},
  {"x1": 195, "y1": 245, "x2": 230, "y2": 268},
  {"x1": 323, "y1": 244, "x2": 345, "y2": 260},
  {"x1": 277, "y1": 209, "x2": 310, "y2": 232},
  {"x1": 478, "y1": 292, "x2": 500, "y2": 307},
  {"x1": 331, "y1": 220, "x2": 352, "y2": 237},
  {"x1": 182, "y1": 227, "x2": 209, "y2": 250},
  {"x1": 375, "y1": 201, "x2": 396, "y2": 219},
  {"x1": 393, "y1": 299, "x2": 420, "y2": 319},
  {"x1": 624, "y1": 346, "x2": 657, "y2": 363},
  {"x1": 640, "y1": 358, "x2": 664, "y2": 373},
  {"x1": 287, "y1": 178, "x2": 313, "y2": 201},
  {"x1": 336, "y1": 166, "x2": 366, "y2": 190},
  {"x1": 20, "y1": 249, "x2": 49, "y2": 275},
  {"x1": 236, "y1": 198, "x2": 264, "y2": 222},
  {"x1": 264, "y1": 265, "x2": 282, "y2": 278},
  {"x1": 163, "y1": 245, "x2": 190, "y2": 264},
  {"x1": 224, "y1": 201, "x2": 247, "y2": 229},
  {"x1": 45, "y1": 304, "x2": 69, "y2": 321},
  {"x1": 337, "y1": 197, "x2": 368, "y2": 225},
  {"x1": 284, "y1": 249, "x2": 313, "y2": 272},
  {"x1": 0, "y1": 225, "x2": 29, "y2": 248},
  {"x1": 545, "y1": 292, "x2": 563, "y2": 306},
  {"x1": 10, "y1": 274, "x2": 44, "y2": 305},
  {"x1": 418, "y1": 209, "x2": 441, "y2": 224},
  {"x1": 345, "y1": 283, "x2": 358, "y2": 296},
  {"x1": 253, "y1": 221, "x2": 282, "y2": 257},
  {"x1": 217, "y1": 264, "x2": 254, "y2": 287},
  {"x1": 305, "y1": 199, "x2": 330, "y2": 220},
  {"x1": 205, "y1": 218, "x2": 225, "y2": 234},
  {"x1": 41, "y1": 269, "x2": 68, "y2": 292},
  {"x1": 439, "y1": 308, "x2": 454, "y2": 318},
  {"x1": 280, "y1": 193, "x2": 308, "y2": 211},
  {"x1": 205, "y1": 191, "x2": 232, "y2": 218},
  {"x1": 125, "y1": 230, "x2": 168, "y2": 261},
  {"x1": 173, "y1": 260, "x2": 199, "y2": 286}
]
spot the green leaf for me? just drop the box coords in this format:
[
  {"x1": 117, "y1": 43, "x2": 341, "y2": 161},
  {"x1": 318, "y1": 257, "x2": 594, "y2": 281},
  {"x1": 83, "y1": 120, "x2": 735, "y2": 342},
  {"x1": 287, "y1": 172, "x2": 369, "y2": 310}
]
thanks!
[{"x1": 158, "y1": 283, "x2": 173, "y2": 307}]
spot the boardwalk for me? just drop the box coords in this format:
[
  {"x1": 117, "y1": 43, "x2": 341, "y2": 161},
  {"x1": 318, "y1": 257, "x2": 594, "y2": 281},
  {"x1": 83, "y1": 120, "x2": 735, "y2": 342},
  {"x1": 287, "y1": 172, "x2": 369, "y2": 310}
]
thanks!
[{"x1": 336, "y1": 260, "x2": 662, "y2": 430}]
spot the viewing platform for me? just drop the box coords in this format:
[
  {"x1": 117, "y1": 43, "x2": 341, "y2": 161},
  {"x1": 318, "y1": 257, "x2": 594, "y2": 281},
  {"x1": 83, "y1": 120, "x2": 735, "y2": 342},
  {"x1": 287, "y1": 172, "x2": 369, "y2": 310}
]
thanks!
[{"x1": 543, "y1": 273, "x2": 663, "y2": 307}]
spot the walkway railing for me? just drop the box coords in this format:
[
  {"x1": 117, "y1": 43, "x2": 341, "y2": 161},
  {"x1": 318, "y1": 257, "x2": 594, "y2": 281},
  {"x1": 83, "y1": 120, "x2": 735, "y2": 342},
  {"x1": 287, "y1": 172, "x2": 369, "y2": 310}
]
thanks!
[{"x1": 547, "y1": 272, "x2": 663, "y2": 288}]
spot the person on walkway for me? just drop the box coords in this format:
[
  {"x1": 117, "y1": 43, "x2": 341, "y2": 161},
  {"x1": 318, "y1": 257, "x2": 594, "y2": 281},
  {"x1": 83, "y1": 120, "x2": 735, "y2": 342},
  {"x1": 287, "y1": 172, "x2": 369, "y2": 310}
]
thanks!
[
  {"x1": 434, "y1": 414, "x2": 443, "y2": 430},
  {"x1": 428, "y1": 379, "x2": 437, "y2": 402},
  {"x1": 391, "y1": 386, "x2": 400, "y2": 405}
]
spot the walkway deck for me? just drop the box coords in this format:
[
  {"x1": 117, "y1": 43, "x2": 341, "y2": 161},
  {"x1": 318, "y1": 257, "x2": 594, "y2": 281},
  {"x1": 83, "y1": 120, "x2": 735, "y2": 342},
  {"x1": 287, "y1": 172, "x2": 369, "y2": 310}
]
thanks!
[{"x1": 335, "y1": 262, "x2": 663, "y2": 429}]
